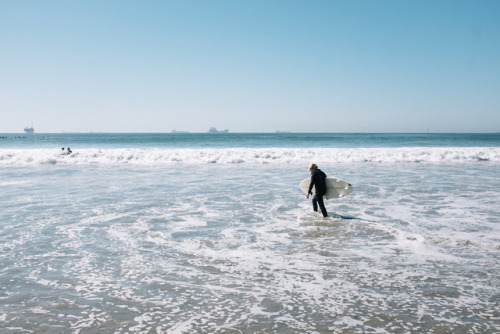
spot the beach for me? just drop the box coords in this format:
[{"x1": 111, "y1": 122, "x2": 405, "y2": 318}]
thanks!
[{"x1": 0, "y1": 133, "x2": 499, "y2": 333}]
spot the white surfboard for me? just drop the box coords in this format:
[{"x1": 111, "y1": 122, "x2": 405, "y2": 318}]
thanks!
[{"x1": 299, "y1": 177, "x2": 353, "y2": 199}]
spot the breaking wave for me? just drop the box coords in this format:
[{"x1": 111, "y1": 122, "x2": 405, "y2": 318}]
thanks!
[{"x1": 0, "y1": 147, "x2": 499, "y2": 166}]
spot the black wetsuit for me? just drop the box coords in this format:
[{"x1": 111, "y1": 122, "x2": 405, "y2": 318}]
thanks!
[{"x1": 308, "y1": 169, "x2": 328, "y2": 217}]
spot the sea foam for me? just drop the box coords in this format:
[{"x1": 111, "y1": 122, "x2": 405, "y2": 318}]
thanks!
[{"x1": 0, "y1": 147, "x2": 499, "y2": 166}]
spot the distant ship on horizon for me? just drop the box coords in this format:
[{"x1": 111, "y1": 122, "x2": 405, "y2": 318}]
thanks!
[
  {"x1": 208, "y1": 127, "x2": 229, "y2": 133},
  {"x1": 24, "y1": 124, "x2": 35, "y2": 133}
]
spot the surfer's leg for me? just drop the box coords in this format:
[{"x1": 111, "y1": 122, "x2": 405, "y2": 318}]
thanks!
[
  {"x1": 316, "y1": 196, "x2": 328, "y2": 217},
  {"x1": 312, "y1": 196, "x2": 319, "y2": 212}
]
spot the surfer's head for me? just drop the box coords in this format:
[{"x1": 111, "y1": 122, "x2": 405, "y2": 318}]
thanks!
[{"x1": 308, "y1": 163, "x2": 317, "y2": 172}]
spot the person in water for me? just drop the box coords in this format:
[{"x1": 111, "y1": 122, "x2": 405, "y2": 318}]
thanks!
[
  {"x1": 61, "y1": 147, "x2": 72, "y2": 155},
  {"x1": 306, "y1": 163, "x2": 328, "y2": 217}
]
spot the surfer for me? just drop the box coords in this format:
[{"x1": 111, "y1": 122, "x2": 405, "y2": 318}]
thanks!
[
  {"x1": 306, "y1": 163, "x2": 328, "y2": 217},
  {"x1": 61, "y1": 147, "x2": 72, "y2": 155}
]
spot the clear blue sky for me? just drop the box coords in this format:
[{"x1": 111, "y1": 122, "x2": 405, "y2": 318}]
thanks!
[{"x1": 1, "y1": 0, "x2": 499, "y2": 133}]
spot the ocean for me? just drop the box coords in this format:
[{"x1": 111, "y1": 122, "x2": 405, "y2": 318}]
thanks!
[{"x1": 0, "y1": 133, "x2": 499, "y2": 333}]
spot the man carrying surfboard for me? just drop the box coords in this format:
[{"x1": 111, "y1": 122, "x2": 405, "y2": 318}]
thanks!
[{"x1": 306, "y1": 163, "x2": 328, "y2": 217}]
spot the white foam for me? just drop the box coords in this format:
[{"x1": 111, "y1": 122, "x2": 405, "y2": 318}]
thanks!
[
  {"x1": 1, "y1": 161, "x2": 498, "y2": 333},
  {"x1": 0, "y1": 147, "x2": 499, "y2": 166}
]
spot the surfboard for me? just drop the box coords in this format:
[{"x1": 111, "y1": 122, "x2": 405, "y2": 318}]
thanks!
[{"x1": 299, "y1": 177, "x2": 353, "y2": 199}]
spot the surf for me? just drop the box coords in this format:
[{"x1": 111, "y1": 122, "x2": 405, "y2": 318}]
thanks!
[{"x1": 1, "y1": 147, "x2": 499, "y2": 166}]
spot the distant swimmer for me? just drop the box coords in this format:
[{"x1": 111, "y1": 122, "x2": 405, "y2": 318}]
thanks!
[
  {"x1": 61, "y1": 147, "x2": 72, "y2": 155},
  {"x1": 306, "y1": 163, "x2": 328, "y2": 218}
]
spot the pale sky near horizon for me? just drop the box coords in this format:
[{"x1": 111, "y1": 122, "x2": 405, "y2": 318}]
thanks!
[{"x1": 1, "y1": 0, "x2": 499, "y2": 133}]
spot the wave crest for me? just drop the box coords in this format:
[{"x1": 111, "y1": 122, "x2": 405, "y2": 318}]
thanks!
[{"x1": 0, "y1": 147, "x2": 499, "y2": 166}]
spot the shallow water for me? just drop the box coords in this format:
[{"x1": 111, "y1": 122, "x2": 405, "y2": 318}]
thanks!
[{"x1": 1, "y1": 161, "x2": 498, "y2": 333}]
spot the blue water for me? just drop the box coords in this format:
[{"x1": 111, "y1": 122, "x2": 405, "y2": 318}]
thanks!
[
  {"x1": 1, "y1": 133, "x2": 499, "y2": 333},
  {"x1": 1, "y1": 132, "x2": 499, "y2": 149}
]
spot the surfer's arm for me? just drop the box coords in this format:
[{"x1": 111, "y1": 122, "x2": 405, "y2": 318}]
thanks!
[{"x1": 307, "y1": 175, "x2": 315, "y2": 195}]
